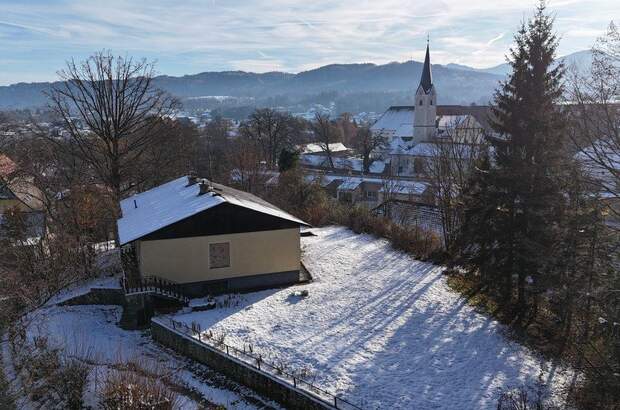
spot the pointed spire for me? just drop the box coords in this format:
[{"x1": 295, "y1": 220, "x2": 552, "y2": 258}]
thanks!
[{"x1": 419, "y1": 39, "x2": 433, "y2": 94}]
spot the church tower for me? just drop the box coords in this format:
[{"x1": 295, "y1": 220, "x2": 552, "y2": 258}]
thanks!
[{"x1": 413, "y1": 41, "x2": 437, "y2": 141}]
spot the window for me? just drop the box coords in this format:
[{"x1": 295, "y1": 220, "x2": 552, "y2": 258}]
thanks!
[
  {"x1": 338, "y1": 191, "x2": 353, "y2": 203},
  {"x1": 366, "y1": 191, "x2": 378, "y2": 201},
  {"x1": 430, "y1": 100, "x2": 433, "y2": 106},
  {"x1": 419, "y1": 100, "x2": 423, "y2": 106},
  {"x1": 209, "y1": 242, "x2": 230, "y2": 269}
]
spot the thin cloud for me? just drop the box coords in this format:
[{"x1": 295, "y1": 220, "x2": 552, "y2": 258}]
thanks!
[
  {"x1": 487, "y1": 33, "x2": 505, "y2": 46},
  {"x1": 0, "y1": 0, "x2": 616, "y2": 84}
]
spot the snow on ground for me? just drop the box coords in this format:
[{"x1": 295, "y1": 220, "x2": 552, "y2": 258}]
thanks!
[
  {"x1": 22, "y1": 294, "x2": 280, "y2": 409},
  {"x1": 173, "y1": 226, "x2": 573, "y2": 409}
]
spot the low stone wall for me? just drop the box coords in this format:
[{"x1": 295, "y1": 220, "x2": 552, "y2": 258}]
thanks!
[
  {"x1": 151, "y1": 319, "x2": 333, "y2": 410},
  {"x1": 59, "y1": 288, "x2": 125, "y2": 306}
]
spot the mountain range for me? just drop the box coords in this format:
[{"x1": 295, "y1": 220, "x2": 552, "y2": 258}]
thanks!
[{"x1": 0, "y1": 50, "x2": 592, "y2": 112}]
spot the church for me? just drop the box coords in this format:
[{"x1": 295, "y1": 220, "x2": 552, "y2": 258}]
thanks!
[{"x1": 370, "y1": 43, "x2": 493, "y2": 177}]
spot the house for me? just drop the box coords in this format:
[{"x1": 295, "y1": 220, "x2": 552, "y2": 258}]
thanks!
[
  {"x1": 304, "y1": 173, "x2": 432, "y2": 207},
  {"x1": 117, "y1": 175, "x2": 309, "y2": 297},
  {"x1": 0, "y1": 154, "x2": 46, "y2": 241}
]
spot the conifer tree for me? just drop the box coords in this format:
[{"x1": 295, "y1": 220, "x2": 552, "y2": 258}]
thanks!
[{"x1": 453, "y1": 2, "x2": 568, "y2": 317}]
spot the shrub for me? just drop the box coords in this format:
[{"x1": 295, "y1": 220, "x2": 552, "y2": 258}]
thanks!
[
  {"x1": 99, "y1": 370, "x2": 180, "y2": 410},
  {"x1": 496, "y1": 384, "x2": 558, "y2": 410},
  {"x1": 11, "y1": 334, "x2": 90, "y2": 409}
]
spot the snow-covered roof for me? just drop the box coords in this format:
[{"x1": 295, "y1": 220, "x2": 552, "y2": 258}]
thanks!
[
  {"x1": 337, "y1": 179, "x2": 363, "y2": 191},
  {"x1": 370, "y1": 106, "x2": 414, "y2": 134},
  {"x1": 379, "y1": 180, "x2": 428, "y2": 195},
  {"x1": 408, "y1": 142, "x2": 437, "y2": 157},
  {"x1": 306, "y1": 173, "x2": 429, "y2": 195},
  {"x1": 302, "y1": 142, "x2": 349, "y2": 154},
  {"x1": 300, "y1": 155, "x2": 385, "y2": 174},
  {"x1": 437, "y1": 115, "x2": 470, "y2": 128},
  {"x1": 117, "y1": 176, "x2": 307, "y2": 245}
]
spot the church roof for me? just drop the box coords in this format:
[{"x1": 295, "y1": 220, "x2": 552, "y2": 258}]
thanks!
[
  {"x1": 370, "y1": 106, "x2": 414, "y2": 135},
  {"x1": 419, "y1": 43, "x2": 433, "y2": 94}
]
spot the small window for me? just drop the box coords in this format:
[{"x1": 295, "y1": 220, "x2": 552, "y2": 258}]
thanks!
[
  {"x1": 419, "y1": 100, "x2": 423, "y2": 106},
  {"x1": 209, "y1": 242, "x2": 230, "y2": 269},
  {"x1": 430, "y1": 100, "x2": 433, "y2": 106},
  {"x1": 366, "y1": 191, "x2": 378, "y2": 201}
]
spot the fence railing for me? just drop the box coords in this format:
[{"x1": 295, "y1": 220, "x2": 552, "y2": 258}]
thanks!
[
  {"x1": 158, "y1": 316, "x2": 364, "y2": 410},
  {"x1": 120, "y1": 275, "x2": 190, "y2": 304}
]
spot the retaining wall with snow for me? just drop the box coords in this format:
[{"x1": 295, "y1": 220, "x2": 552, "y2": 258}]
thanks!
[{"x1": 151, "y1": 318, "x2": 333, "y2": 410}]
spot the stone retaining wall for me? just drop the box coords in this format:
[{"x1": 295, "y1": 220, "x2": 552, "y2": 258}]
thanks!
[
  {"x1": 151, "y1": 319, "x2": 333, "y2": 410},
  {"x1": 59, "y1": 288, "x2": 125, "y2": 306}
]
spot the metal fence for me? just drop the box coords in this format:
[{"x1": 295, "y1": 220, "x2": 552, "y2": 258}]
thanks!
[
  {"x1": 159, "y1": 316, "x2": 364, "y2": 410},
  {"x1": 120, "y1": 275, "x2": 190, "y2": 304}
]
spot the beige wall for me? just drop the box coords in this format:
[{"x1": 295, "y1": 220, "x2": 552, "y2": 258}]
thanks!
[{"x1": 138, "y1": 228, "x2": 300, "y2": 284}]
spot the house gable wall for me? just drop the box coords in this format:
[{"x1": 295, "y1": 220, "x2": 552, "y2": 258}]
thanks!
[{"x1": 138, "y1": 228, "x2": 301, "y2": 284}]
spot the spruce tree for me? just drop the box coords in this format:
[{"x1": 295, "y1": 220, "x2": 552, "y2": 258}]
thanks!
[{"x1": 453, "y1": 2, "x2": 568, "y2": 317}]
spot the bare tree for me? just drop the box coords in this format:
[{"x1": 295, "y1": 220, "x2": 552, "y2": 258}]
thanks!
[
  {"x1": 354, "y1": 124, "x2": 387, "y2": 173},
  {"x1": 46, "y1": 51, "x2": 177, "y2": 242},
  {"x1": 312, "y1": 113, "x2": 342, "y2": 169},
  {"x1": 240, "y1": 108, "x2": 296, "y2": 168},
  {"x1": 426, "y1": 117, "x2": 486, "y2": 248},
  {"x1": 568, "y1": 22, "x2": 620, "y2": 222},
  {"x1": 336, "y1": 112, "x2": 357, "y2": 146},
  {"x1": 227, "y1": 138, "x2": 269, "y2": 195}
]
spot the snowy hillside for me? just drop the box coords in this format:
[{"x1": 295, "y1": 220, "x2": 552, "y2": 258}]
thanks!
[
  {"x1": 9, "y1": 291, "x2": 280, "y2": 409},
  {"x1": 173, "y1": 226, "x2": 573, "y2": 409}
]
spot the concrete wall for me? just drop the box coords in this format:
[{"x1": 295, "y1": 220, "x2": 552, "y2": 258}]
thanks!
[
  {"x1": 138, "y1": 228, "x2": 300, "y2": 284},
  {"x1": 151, "y1": 319, "x2": 332, "y2": 410}
]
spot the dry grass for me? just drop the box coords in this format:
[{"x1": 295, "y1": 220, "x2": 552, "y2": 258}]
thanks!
[{"x1": 99, "y1": 368, "x2": 181, "y2": 410}]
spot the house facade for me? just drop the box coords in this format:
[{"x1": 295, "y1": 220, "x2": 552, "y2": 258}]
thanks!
[
  {"x1": 0, "y1": 154, "x2": 46, "y2": 240},
  {"x1": 117, "y1": 176, "x2": 308, "y2": 297}
]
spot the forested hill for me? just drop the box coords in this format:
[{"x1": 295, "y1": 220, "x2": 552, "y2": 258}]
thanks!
[
  {"x1": 0, "y1": 50, "x2": 592, "y2": 111},
  {"x1": 0, "y1": 60, "x2": 503, "y2": 110}
]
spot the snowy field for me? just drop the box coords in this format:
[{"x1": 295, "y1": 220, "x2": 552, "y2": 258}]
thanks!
[
  {"x1": 173, "y1": 226, "x2": 573, "y2": 409},
  {"x1": 9, "y1": 277, "x2": 281, "y2": 409}
]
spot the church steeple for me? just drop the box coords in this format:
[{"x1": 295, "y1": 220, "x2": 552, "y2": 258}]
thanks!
[
  {"x1": 419, "y1": 41, "x2": 433, "y2": 94},
  {"x1": 414, "y1": 38, "x2": 437, "y2": 141}
]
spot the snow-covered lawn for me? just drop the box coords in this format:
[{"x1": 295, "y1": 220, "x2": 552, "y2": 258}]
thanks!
[
  {"x1": 173, "y1": 226, "x2": 573, "y2": 409},
  {"x1": 13, "y1": 287, "x2": 280, "y2": 409}
]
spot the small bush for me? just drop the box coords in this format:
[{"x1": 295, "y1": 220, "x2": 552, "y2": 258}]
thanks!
[
  {"x1": 497, "y1": 384, "x2": 558, "y2": 410},
  {"x1": 99, "y1": 370, "x2": 180, "y2": 410},
  {"x1": 11, "y1": 334, "x2": 90, "y2": 409}
]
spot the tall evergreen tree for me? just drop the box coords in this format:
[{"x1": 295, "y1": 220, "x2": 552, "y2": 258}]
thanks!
[{"x1": 453, "y1": 2, "x2": 568, "y2": 316}]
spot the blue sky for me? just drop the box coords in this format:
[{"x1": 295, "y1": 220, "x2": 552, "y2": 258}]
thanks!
[{"x1": 0, "y1": 0, "x2": 617, "y2": 85}]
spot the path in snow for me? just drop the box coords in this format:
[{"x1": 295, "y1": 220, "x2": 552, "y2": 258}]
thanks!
[{"x1": 174, "y1": 226, "x2": 572, "y2": 409}]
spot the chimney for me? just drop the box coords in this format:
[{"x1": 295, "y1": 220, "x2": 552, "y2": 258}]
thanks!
[
  {"x1": 186, "y1": 173, "x2": 198, "y2": 186},
  {"x1": 198, "y1": 179, "x2": 212, "y2": 195}
]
